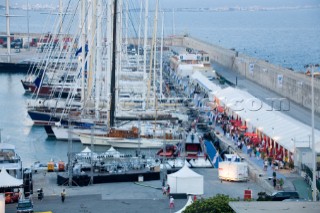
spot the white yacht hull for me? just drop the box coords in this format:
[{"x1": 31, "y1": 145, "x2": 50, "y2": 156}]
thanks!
[
  {"x1": 52, "y1": 127, "x2": 106, "y2": 141},
  {"x1": 79, "y1": 134, "x2": 180, "y2": 148}
]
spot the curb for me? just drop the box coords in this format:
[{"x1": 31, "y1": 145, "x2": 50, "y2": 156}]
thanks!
[{"x1": 134, "y1": 182, "x2": 162, "y2": 190}]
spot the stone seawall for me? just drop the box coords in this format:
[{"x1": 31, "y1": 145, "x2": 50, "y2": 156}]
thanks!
[{"x1": 180, "y1": 36, "x2": 320, "y2": 114}]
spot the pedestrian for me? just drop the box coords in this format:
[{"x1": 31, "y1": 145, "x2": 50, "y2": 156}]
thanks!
[
  {"x1": 279, "y1": 178, "x2": 284, "y2": 190},
  {"x1": 272, "y1": 171, "x2": 276, "y2": 179},
  {"x1": 166, "y1": 184, "x2": 170, "y2": 196},
  {"x1": 273, "y1": 177, "x2": 277, "y2": 189},
  {"x1": 162, "y1": 186, "x2": 166, "y2": 195},
  {"x1": 264, "y1": 159, "x2": 268, "y2": 171},
  {"x1": 38, "y1": 188, "x2": 44, "y2": 200},
  {"x1": 169, "y1": 196, "x2": 175, "y2": 208},
  {"x1": 61, "y1": 189, "x2": 66, "y2": 203},
  {"x1": 256, "y1": 147, "x2": 260, "y2": 159}
]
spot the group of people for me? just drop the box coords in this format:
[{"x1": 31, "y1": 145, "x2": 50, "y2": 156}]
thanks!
[
  {"x1": 162, "y1": 184, "x2": 170, "y2": 196},
  {"x1": 162, "y1": 184, "x2": 175, "y2": 209},
  {"x1": 272, "y1": 171, "x2": 284, "y2": 189},
  {"x1": 36, "y1": 188, "x2": 66, "y2": 203}
]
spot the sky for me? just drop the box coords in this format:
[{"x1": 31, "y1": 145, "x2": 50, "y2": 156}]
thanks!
[{"x1": 4, "y1": 0, "x2": 320, "y2": 8}]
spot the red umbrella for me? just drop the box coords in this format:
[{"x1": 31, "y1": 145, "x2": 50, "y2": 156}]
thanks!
[
  {"x1": 238, "y1": 125, "x2": 247, "y2": 130},
  {"x1": 233, "y1": 121, "x2": 242, "y2": 127},
  {"x1": 244, "y1": 132, "x2": 258, "y2": 137},
  {"x1": 251, "y1": 137, "x2": 261, "y2": 145},
  {"x1": 217, "y1": 106, "x2": 224, "y2": 113},
  {"x1": 230, "y1": 120, "x2": 237, "y2": 124}
]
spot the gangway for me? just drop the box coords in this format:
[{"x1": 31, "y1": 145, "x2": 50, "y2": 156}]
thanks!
[{"x1": 204, "y1": 140, "x2": 219, "y2": 168}]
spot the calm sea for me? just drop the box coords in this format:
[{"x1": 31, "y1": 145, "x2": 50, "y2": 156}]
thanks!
[{"x1": 0, "y1": 4, "x2": 319, "y2": 166}]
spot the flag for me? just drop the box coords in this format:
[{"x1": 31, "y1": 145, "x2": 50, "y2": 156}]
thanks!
[
  {"x1": 75, "y1": 44, "x2": 89, "y2": 56},
  {"x1": 34, "y1": 70, "x2": 44, "y2": 88}
]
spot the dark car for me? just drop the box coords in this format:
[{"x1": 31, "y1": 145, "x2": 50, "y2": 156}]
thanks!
[
  {"x1": 16, "y1": 199, "x2": 33, "y2": 213},
  {"x1": 3, "y1": 39, "x2": 23, "y2": 48},
  {"x1": 269, "y1": 191, "x2": 300, "y2": 201}
]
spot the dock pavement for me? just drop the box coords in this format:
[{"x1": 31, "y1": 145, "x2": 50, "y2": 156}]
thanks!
[
  {"x1": 5, "y1": 167, "x2": 266, "y2": 213},
  {"x1": 0, "y1": 46, "x2": 44, "y2": 64},
  {"x1": 213, "y1": 127, "x2": 312, "y2": 200}
]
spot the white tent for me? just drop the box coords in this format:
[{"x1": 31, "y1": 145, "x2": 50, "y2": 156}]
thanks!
[
  {"x1": 76, "y1": 146, "x2": 98, "y2": 158},
  {"x1": 0, "y1": 168, "x2": 23, "y2": 188},
  {"x1": 190, "y1": 71, "x2": 221, "y2": 94},
  {"x1": 81, "y1": 146, "x2": 92, "y2": 153},
  {"x1": 167, "y1": 163, "x2": 204, "y2": 195},
  {"x1": 102, "y1": 147, "x2": 123, "y2": 158},
  {"x1": 214, "y1": 87, "x2": 320, "y2": 153}
]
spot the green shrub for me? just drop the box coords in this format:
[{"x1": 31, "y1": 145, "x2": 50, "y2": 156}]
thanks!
[{"x1": 183, "y1": 194, "x2": 237, "y2": 213}]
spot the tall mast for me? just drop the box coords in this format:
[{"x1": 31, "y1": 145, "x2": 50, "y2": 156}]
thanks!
[
  {"x1": 95, "y1": 0, "x2": 103, "y2": 121},
  {"x1": 80, "y1": 0, "x2": 87, "y2": 101},
  {"x1": 125, "y1": 0, "x2": 129, "y2": 57},
  {"x1": 142, "y1": 0, "x2": 149, "y2": 110},
  {"x1": 136, "y1": 0, "x2": 143, "y2": 70},
  {"x1": 115, "y1": 0, "x2": 123, "y2": 113},
  {"x1": 110, "y1": 0, "x2": 118, "y2": 127},
  {"x1": 159, "y1": 11, "x2": 164, "y2": 101},
  {"x1": 5, "y1": 0, "x2": 11, "y2": 62},
  {"x1": 59, "y1": 0, "x2": 63, "y2": 51},
  {"x1": 147, "y1": 0, "x2": 159, "y2": 109},
  {"x1": 106, "y1": 0, "x2": 113, "y2": 104}
]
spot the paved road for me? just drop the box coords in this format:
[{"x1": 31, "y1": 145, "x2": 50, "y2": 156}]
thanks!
[{"x1": 212, "y1": 63, "x2": 320, "y2": 130}]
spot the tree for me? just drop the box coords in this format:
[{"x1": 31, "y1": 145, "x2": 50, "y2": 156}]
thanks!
[{"x1": 183, "y1": 194, "x2": 237, "y2": 213}]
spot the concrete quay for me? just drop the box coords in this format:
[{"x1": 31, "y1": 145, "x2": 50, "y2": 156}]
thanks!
[
  {"x1": 0, "y1": 46, "x2": 43, "y2": 64},
  {"x1": 5, "y1": 168, "x2": 266, "y2": 213}
]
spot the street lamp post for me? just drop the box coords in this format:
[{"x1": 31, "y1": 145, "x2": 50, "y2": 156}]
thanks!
[
  {"x1": 311, "y1": 64, "x2": 317, "y2": 201},
  {"x1": 26, "y1": 0, "x2": 30, "y2": 50},
  {"x1": 305, "y1": 63, "x2": 319, "y2": 201}
]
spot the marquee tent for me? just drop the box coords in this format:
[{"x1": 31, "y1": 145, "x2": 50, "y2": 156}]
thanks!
[
  {"x1": 213, "y1": 87, "x2": 320, "y2": 153},
  {"x1": 167, "y1": 163, "x2": 204, "y2": 195},
  {"x1": 76, "y1": 146, "x2": 98, "y2": 159},
  {"x1": 190, "y1": 71, "x2": 221, "y2": 94},
  {"x1": 0, "y1": 168, "x2": 23, "y2": 188}
]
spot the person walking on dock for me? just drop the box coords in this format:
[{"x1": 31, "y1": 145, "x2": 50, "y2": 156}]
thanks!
[
  {"x1": 169, "y1": 196, "x2": 175, "y2": 208},
  {"x1": 61, "y1": 189, "x2": 66, "y2": 203},
  {"x1": 166, "y1": 184, "x2": 170, "y2": 196}
]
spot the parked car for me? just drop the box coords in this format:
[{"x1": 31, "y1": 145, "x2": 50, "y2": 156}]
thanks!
[
  {"x1": 3, "y1": 39, "x2": 23, "y2": 48},
  {"x1": 5, "y1": 192, "x2": 20, "y2": 204},
  {"x1": 269, "y1": 191, "x2": 300, "y2": 201},
  {"x1": 16, "y1": 199, "x2": 33, "y2": 213}
]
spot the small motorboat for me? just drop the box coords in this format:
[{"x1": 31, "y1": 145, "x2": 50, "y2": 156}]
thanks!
[{"x1": 156, "y1": 144, "x2": 179, "y2": 158}]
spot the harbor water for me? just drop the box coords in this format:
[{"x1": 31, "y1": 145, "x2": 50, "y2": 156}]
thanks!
[{"x1": 1, "y1": 1, "x2": 320, "y2": 71}]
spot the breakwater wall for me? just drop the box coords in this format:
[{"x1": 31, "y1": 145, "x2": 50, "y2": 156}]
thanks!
[{"x1": 180, "y1": 36, "x2": 320, "y2": 114}]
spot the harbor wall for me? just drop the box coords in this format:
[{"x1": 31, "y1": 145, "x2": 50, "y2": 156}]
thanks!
[{"x1": 180, "y1": 36, "x2": 320, "y2": 114}]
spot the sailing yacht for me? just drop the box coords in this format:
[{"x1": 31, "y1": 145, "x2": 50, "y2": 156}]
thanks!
[{"x1": 79, "y1": 120, "x2": 182, "y2": 148}]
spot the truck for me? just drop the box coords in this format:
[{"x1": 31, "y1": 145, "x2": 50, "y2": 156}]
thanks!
[{"x1": 218, "y1": 161, "x2": 248, "y2": 181}]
